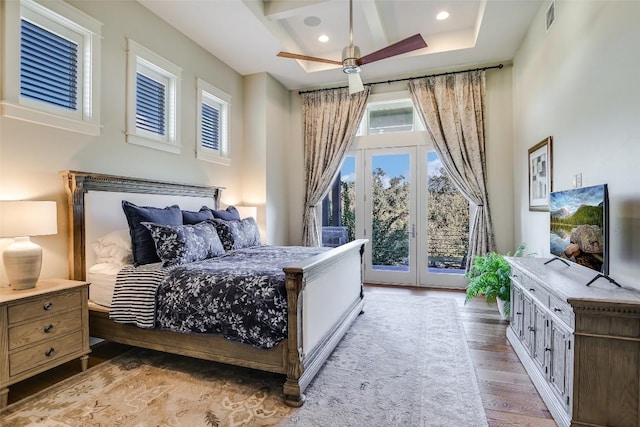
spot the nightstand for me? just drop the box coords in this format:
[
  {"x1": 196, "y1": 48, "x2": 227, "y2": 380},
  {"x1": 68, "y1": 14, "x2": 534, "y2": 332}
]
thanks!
[{"x1": 0, "y1": 279, "x2": 90, "y2": 410}]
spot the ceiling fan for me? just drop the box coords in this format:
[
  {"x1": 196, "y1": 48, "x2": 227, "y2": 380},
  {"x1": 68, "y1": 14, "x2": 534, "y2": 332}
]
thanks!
[{"x1": 277, "y1": 0, "x2": 427, "y2": 94}]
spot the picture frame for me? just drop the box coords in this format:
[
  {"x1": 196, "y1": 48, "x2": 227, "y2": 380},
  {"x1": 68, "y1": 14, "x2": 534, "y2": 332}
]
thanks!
[{"x1": 528, "y1": 136, "x2": 553, "y2": 211}]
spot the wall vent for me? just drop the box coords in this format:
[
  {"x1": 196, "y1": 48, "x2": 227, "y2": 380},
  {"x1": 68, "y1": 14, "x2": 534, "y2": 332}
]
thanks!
[{"x1": 546, "y1": 1, "x2": 556, "y2": 32}]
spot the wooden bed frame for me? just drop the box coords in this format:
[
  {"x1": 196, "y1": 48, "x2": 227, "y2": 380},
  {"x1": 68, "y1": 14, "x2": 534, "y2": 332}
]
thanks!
[{"x1": 60, "y1": 170, "x2": 366, "y2": 406}]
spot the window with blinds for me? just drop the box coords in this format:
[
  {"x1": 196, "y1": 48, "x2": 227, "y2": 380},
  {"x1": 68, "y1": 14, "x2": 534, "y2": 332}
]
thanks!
[
  {"x1": 4, "y1": 0, "x2": 102, "y2": 134},
  {"x1": 135, "y1": 73, "x2": 166, "y2": 136},
  {"x1": 126, "y1": 39, "x2": 181, "y2": 153},
  {"x1": 20, "y1": 19, "x2": 78, "y2": 111},
  {"x1": 196, "y1": 78, "x2": 230, "y2": 165},
  {"x1": 201, "y1": 103, "x2": 220, "y2": 150}
]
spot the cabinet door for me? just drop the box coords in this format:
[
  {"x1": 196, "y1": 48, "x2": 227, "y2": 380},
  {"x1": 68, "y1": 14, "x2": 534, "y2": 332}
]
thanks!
[
  {"x1": 522, "y1": 294, "x2": 535, "y2": 353},
  {"x1": 532, "y1": 303, "x2": 548, "y2": 374},
  {"x1": 510, "y1": 284, "x2": 524, "y2": 338},
  {"x1": 549, "y1": 319, "x2": 571, "y2": 409}
]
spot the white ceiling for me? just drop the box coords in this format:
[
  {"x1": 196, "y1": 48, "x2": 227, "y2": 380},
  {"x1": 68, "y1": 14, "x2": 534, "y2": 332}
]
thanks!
[{"x1": 138, "y1": 0, "x2": 544, "y2": 90}]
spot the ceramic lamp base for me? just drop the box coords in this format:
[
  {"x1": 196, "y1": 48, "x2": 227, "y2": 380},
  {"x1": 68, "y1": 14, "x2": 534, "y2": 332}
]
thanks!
[{"x1": 3, "y1": 236, "x2": 42, "y2": 290}]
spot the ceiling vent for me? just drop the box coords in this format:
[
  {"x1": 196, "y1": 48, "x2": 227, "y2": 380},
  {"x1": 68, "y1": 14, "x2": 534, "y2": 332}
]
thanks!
[{"x1": 546, "y1": 1, "x2": 555, "y2": 32}]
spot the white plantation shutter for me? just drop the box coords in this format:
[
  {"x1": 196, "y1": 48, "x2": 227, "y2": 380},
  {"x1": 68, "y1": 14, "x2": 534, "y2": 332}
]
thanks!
[
  {"x1": 136, "y1": 72, "x2": 166, "y2": 135},
  {"x1": 201, "y1": 102, "x2": 220, "y2": 150},
  {"x1": 20, "y1": 18, "x2": 78, "y2": 110}
]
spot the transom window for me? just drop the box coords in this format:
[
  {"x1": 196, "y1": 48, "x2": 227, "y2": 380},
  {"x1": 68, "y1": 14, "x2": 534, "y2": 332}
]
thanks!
[
  {"x1": 357, "y1": 98, "x2": 424, "y2": 136},
  {"x1": 2, "y1": 0, "x2": 102, "y2": 135},
  {"x1": 126, "y1": 39, "x2": 181, "y2": 154},
  {"x1": 196, "y1": 78, "x2": 231, "y2": 165}
]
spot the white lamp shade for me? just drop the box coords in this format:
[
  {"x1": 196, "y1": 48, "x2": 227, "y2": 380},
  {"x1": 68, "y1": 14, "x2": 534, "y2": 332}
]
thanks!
[
  {"x1": 235, "y1": 205, "x2": 257, "y2": 220},
  {"x1": 0, "y1": 200, "x2": 57, "y2": 237}
]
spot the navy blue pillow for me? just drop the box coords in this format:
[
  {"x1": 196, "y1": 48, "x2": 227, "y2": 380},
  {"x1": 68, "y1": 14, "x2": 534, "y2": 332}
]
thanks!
[
  {"x1": 182, "y1": 207, "x2": 214, "y2": 225},
  {"x1": 210, "y1": 205, "x2": 241, "y2": 221},
  {"x1": 122, "y1": 201, "x2": 182, "y2": 266}
]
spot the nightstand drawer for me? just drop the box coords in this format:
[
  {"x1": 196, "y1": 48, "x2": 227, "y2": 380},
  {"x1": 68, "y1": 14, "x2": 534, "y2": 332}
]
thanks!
[
  {"x1": 7, "y1": 289, "x2": 81, "y2": 325},
  {"x1": 9, "y1": 330, "x2": 84, "y2": 378},
  {"x1": 8, "y1": 309, "x2": 82, "y2": 351}
]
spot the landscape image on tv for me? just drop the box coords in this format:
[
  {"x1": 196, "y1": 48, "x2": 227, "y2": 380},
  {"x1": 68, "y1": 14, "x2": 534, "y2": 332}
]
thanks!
[{"x1": 549, "y1": 184, "x2": 608, "y2": 274}]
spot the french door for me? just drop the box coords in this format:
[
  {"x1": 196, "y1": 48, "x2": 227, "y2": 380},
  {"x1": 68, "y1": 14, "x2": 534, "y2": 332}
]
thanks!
[{"x1": 350, "y1": 147, "x2": 468, "y2": 288}]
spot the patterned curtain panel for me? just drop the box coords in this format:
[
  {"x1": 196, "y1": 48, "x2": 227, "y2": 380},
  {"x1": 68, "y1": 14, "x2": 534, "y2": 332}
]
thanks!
[
  {"x1": 301, "y1": 87, "x2": 370, "y2": 246},
  {"x1": 408, "y1": 70, "x2": 495, "y2": 269}
]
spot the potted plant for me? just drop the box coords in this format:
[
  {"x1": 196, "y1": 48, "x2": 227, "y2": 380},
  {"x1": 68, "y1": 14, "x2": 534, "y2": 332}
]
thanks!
[{"x1": 464, "y1": 244, "x2": 528, "y2": 319}]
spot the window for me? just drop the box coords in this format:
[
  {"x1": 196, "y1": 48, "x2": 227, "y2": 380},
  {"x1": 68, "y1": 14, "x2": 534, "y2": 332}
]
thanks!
[
  {"x1": 356, "y1": 96, "x2": 424, "y2": 136},
  {"x1": 196, "y1": 78, "x2": 231, "y2": 165},
  {"x1": 1, "y1": 0, "x2": 102, "y2": 135},
  {"x1": 126, "y1": 39, "x2": 181, "y2": 154}
]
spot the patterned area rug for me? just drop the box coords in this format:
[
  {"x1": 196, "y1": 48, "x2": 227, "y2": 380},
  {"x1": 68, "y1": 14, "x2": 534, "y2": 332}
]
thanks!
[{"x1": 1, "y1": 294, "x2": 487, "y2": 427}]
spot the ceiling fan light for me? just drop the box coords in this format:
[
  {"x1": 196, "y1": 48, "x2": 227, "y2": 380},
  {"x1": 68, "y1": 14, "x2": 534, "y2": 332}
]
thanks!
[{"x1": 348, "y1": 73, "x2": 364, "y2": 94}]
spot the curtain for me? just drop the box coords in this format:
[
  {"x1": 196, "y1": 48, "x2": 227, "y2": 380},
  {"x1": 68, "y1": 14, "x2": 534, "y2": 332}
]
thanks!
[
  {"x1": 301, "y1": 87, "x2": 370, "y2": 246},
  {"x1": 408, "y1": 70, "x2": 495, "y2": 269}
]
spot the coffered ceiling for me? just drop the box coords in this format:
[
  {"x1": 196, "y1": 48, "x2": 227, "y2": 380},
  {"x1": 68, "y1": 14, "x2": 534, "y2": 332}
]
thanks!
[{"x1": 138, "y1": 0, "x2": 544, "y2": 90}]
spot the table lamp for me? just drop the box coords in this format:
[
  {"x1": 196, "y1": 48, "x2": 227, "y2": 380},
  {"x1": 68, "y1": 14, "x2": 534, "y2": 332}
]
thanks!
[{"x1": 0, "y1": 201, "x2": 57, "y2": 290}]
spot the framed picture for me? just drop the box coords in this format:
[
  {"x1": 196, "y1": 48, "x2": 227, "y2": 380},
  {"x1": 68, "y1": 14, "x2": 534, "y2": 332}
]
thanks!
[{"x1": 528, "y1": 136, "x2": 553, "y2": 211}]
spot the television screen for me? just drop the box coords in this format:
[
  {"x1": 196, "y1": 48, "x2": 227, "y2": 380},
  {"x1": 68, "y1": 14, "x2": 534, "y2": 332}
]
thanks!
[{"x1": 549, "y1": 184, "x2": 608, "y2": 274}]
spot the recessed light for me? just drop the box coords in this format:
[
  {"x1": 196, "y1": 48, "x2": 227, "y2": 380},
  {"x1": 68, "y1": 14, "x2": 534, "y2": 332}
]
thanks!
[
  {"x1": 304, "y1": 16, "x2": 321, "y2": 27},
  {"x1": 318, "y1": 34, "x2": 329, "y2": 43},
  {"x1": 436, "y1": 11, "x2": 449, "y2": 20}
]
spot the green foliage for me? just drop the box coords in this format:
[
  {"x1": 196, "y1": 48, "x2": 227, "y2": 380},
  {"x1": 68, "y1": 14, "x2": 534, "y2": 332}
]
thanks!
[
  {"x1": 464, "y1": 243, "x2": 530, "y2": 316},
  {"x1": 551, "y1": 205, "x2": 603, "y2": 232},
  {"x1": 341, "y1": 181, "x2": 356, "y2": 242}
]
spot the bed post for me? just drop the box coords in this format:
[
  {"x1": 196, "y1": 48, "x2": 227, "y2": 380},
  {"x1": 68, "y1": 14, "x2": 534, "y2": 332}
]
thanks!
[
  {"x1": 60, "y1": 171, "x2": 89, "y2": 281},
  {"x1": 283, "y1": 271, "x2": 305, "y2": 407}
]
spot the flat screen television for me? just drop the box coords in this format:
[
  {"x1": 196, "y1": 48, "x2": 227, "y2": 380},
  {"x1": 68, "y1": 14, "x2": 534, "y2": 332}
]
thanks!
[{"x1": 549, "y1": 184, "x2": 609, "y2": 275}]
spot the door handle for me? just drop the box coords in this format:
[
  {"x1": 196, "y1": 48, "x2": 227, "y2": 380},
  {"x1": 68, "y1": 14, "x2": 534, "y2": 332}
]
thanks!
[{"x1": 408, "y1": 224, "x2": 416, "y2": 238}]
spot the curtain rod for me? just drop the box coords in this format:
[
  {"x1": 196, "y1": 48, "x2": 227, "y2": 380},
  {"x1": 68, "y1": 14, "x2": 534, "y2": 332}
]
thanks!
[{"x1": 298, "y1": 63, "x2": 504, "y2": 95}]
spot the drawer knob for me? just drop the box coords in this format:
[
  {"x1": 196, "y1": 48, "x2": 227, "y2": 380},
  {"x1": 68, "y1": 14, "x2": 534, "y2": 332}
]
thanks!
[
  {"x1": 43, "y1": 302, "x2": 53, "y2": 311},
  {"x1": 553, "y1": 307, "x2": 563, "y2": 313},
  {"x1": 44, "y1": 348, "x2": 55, "y2": 357},
  {"x1": 44, "y1": 324, "x2": 54, "y2": 333},
  {"x1": 529, "y1": 288, "x2": 535, "y2": 292},
  {"x1": 516, "y1": 312, "x2": 522, "y2": 315}
]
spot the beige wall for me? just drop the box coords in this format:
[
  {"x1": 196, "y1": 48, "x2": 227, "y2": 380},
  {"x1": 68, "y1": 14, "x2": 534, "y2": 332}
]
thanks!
[
  {"x1": 242, "y1": 72, "x2": 290, "y2": 245},
  {"x1": 0, "y1": 0, "x2": 245, "y2": 284},
  {"x1": 512, "y1": 1, "x2": 640, "y2": 288}
]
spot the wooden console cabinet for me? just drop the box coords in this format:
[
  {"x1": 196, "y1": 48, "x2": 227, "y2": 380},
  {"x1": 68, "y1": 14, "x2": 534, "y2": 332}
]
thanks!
[
  {"x1": 506, "y1": 257, "x2": 640, "y2": 427},
  {"x1": 0, "y1": 279, "x2": 90, "y2": 409}
]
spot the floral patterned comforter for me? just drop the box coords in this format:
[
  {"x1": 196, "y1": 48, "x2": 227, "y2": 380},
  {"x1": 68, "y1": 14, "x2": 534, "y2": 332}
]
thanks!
[{"x1": 154, "y1": 245, "x2": 328, "y2": 349}]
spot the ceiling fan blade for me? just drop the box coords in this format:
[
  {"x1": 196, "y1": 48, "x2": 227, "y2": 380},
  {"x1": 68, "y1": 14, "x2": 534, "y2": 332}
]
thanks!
[
  {"x1": 277, "y1": 51, "x2": 342, "y2": 66},
  {"x1": 348, "y1": 73, "x2": 364, "y2": 95},
  {"x1": 357, "y1": 34, "x2": 427, "y2": 66}
]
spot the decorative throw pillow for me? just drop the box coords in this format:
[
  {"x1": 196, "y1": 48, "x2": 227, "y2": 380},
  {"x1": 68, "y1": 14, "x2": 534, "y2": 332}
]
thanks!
[
  {"x1": 142, "y1": 221, "x2": 225, "y2": 267},
  {"x1": 182, "y1": 207, "x2": 214, "y2": 225},
  {"x1": 211, "y1": 217, "x2": 261, "y2": 251},
  {"x1": 209, "y1": 205, "x2": 241, "y2": 221},
  {"x1": 122, "y1": 201, "x2": 182, "y2": 266}
]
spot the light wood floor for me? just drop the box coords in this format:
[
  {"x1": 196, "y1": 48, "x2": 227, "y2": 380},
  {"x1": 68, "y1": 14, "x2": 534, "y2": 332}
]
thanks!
[{"x1": 7, "y1": 285, "x2": 556, "y2": 426}]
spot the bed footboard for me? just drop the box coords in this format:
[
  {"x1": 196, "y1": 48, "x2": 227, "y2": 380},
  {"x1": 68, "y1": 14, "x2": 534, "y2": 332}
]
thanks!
[{"x1": 282, "y1": 239, "x2": 367, "y2": 406}]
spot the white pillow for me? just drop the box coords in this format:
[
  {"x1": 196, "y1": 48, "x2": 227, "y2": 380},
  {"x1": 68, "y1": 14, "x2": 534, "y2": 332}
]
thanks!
[{"x1": 93, "y1": 229, "x2": 133, "y2": 265}]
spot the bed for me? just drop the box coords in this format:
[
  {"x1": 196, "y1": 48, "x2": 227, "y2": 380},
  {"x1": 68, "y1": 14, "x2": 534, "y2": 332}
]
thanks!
[{"x1": 60, "y1": 170, "x2": 367, "y2": 406}]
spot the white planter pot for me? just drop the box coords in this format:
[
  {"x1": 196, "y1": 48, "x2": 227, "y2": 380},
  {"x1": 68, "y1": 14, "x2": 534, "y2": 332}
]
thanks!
[{"x1": 496, "y1": 297, "x2": 509, "y2": 320}]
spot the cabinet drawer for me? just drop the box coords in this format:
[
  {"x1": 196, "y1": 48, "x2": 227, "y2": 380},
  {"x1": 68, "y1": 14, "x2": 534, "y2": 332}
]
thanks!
[
  {"x1": 524, "y1": 279, "x2": 550, "y2": 308},
  {"x1": 549, "y1": 294, "x2": 573, "y2": 327},
  {"x1": 7, "y1": 289, "x2": 81, "y2": 325},
  {"x1": 8, "y1": 309, "x2": 82, "y2": 351},
  {"x1": 9, "y1": 330, "x2": 83, "y2": 378}
]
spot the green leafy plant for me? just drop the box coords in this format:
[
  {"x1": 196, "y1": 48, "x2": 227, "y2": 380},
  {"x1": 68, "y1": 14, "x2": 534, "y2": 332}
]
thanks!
[{"x1": 464, "y1": 244, "x2": 529, "y2": 316}]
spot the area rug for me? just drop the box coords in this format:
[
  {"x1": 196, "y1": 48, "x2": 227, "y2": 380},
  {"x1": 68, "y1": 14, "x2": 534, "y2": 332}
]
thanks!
[{"x1": 1, "y1": 293, "x2": 488, "y2": 427}]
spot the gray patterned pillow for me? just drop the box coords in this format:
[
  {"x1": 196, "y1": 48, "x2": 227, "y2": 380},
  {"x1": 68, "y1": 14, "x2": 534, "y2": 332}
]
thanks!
[
  {"x1": 142, "y1": 221, "x2": 225, "y2": 267},
  {"x1": 210, "y1": 217, "x2": 261, "y2": 251}
]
